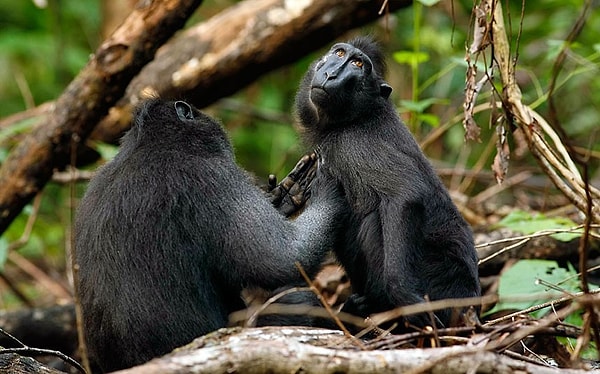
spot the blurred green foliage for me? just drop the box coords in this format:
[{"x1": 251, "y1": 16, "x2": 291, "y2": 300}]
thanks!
[
  {"x1": 0, "y1": 0, "x2": 598, "y2": 307},
  {"x1": 0, "y1": 0, "x2": 100, "y2": 115}
]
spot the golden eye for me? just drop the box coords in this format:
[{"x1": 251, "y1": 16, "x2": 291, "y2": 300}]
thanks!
[
  {"x1": 335, "y1": 49, "x2": 345, "y2": 57},
  {"x1": 352, "y1": 59, "x2": 364, "y2": 68}
]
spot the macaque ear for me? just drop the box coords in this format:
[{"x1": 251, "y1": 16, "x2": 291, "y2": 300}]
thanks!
[
  {"x1": 380, "y1": 83, "x2": 392, "y2": 99},
  {"x1": 175, "y1": 101, "x2": 195, "y2": 121}
]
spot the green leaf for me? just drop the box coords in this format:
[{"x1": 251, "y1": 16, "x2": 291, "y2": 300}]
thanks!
[
  {"x1": 399, "y1": 98, "x2": 440, "y2": 113},
  {"x1": 495, "y1": 210, "x2": 581, "y2": 242},
  {"x1": 0, "y1": 238, "x2": 8, "y2": 271},
  {"x1": 94, "y1": 142, "x2": 119, "y2": 162},
  {"x1": 559, "y1": 308, "x2": 598, "y2": 359},
  {"x1": 392, "y1": 51, "x2": 429, "y2": 66},
  {"x1": 486, "y1": 259, "x2": 598, "y2": 318},
  {"x1": 0, "y1": 117, "x2": 37, "y2": 142},
  {"x1": 417, "y1": 113, "x2": 440, "y2": 127},
  {"x1": 0, "y1": 148, "x2": 8, "y2": 163},
  {"x1": 416, "y1": 0, "x2": 441, "y2": 6},
  {"x1": 486, "y1": 260, "x2": 569, "y2": 318}
]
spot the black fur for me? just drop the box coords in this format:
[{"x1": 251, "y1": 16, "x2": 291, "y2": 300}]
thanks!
[
  {"x1": 75, "y1": 99, "x2": 343, "y2": 372},
  {"x1": 295, "y1": 36, "x2": 480, "y2": 329}
]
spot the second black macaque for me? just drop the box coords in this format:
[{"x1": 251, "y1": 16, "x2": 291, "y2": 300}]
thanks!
[
  {"x1": 75, "y1": 99, "x2": 344, "y2": 372},
  {"x1": 295, "y1": 36, "x2": 481, "y2": 330}
]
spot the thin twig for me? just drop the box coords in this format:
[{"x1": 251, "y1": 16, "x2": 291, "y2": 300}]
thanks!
[
  {"x1": 476, "y1": 224, "x2": 600, "y2": 249},
  {"x1": 0, "y1": 273, "x2": 34, "y2": 308},
  {"x1": 370, "y1": 295, "x2": 497, "y2": 327},
  {"x1": 0, "y1": 326, "x2": 86, "y2": 374},
  {"x1": 485, "y1": 288, "x2": 600, "y2": 326},
  {"x1": 69, "y1": 137, "x2": 92, "y2": 374},
  {"x1": 52, "y1": 169, "x2": 95, "y2": 184},
  {"x1": 471, "y1": 171, "x2": 532, "y2": 206},
  {"x1": 245, "y1": 286, "x2": 312, "y2": 327},
  {"x1": 478, "y1": 237, "x2": 529, "y2": 265},
  {"x1": 7, "y1": 251, "x2": 71, "y2": 300},
  {"x1": 486, "y1": 304, "x2": 577, "y2": 353},
  {"x1": 7, "y1": 193, "x2": 43, "y2": 252},
  {"x1": 294, "y1": 262, "x2": 366, "y2": 350}
]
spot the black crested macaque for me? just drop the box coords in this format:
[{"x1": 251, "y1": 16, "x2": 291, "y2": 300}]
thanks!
[
  {"x1": 295, "y1": 36, "x2": 480, "y2": 329},
  {"x1": 75, "y1": 99, "x2": 344, "y2": 372}
]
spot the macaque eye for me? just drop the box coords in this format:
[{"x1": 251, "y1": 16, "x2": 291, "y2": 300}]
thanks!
[
  {"x1": 352, "y1": 59, "x2": 364, "y2": 68},
  {"x1": 335, "y1": 49, "x2": 345, "y2": 58}
]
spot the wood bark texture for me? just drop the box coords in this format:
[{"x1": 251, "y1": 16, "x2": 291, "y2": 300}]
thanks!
[
  {"x1": 0, "y1": 353, "x2": 66, "y2": 374},
  {"x1": 112, "y1": 327, "x2": 592, "y2": 374},
  {"x1": 91, "y1": 0, "x2": 410, "y2": 142},
  {"x1": 0, "y1": 309, "x2": 595, "y2": 373}
]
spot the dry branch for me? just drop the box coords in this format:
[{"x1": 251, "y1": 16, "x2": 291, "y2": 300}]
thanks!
[
  {"x1": 0, "y1": 353, "x2": 66, "y2": 374},
  {"x1": 0, "y1": 0, "x2": 204, "y2": 234},
  {"x1": 114, "y1": 327, "x2": 591, "y2": 374},
  {"x1": 484, "y1": 0, "x2": 600, "y2": 222},
  {"x1": 91, "y1": 0, "x2": 411, "y2": 142},
  {"x1": 0, "y1": 301, "x2": 595, "y2": 373}
]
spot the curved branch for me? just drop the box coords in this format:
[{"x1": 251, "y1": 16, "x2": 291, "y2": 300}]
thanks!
[
  {"x1": 487, "y1": 0, "x2": 600, "y2": 222},
  {"x1": 116, "y1": 327, "x2": 589, "y2": 374},
  {"x1": 90, "y1": 0, "x2": 411, "y2": 142}
]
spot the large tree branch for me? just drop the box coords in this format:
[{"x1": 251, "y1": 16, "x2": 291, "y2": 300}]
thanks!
[
  {"x1": 0, "y1": 0, "x2": 204, "y2": 233},
  {"x1": 1, "y1": 326, "x2": 590, "y2": 374},
  {"x1": 113, "y1": 327, "x2": 590, "y2": 374},
  {"x1": 91, "y1": 0, "x2": 411, "y2": 142}
]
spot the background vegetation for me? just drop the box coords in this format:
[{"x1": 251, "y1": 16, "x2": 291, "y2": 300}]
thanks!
[{"x1": 0, "y1": 0, "x2": 598, "y2": 322}]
